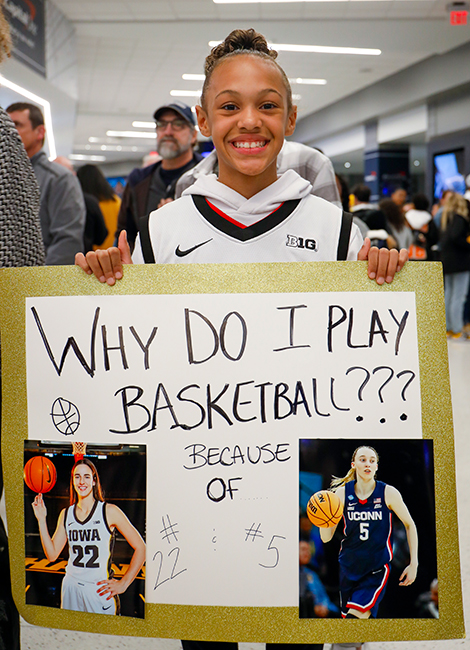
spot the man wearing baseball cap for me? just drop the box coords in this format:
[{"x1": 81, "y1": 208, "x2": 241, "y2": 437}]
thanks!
[{"x1": 116, "y1": 102, "x2": 202, "y2": 247}]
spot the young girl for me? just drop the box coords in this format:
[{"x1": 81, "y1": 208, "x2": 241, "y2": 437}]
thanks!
[
  {"x1": 32, "y1": 458, "x2": 146, "y2": 615},
  {"x1": 75, "y1": 29, "x2": 408, "y2": 285},
  {"x1": 318, "y1": 445, "x2": 418, "y2": 619}
]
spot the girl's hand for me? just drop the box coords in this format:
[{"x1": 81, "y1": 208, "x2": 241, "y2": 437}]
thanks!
[
  {"x1": 96, "y1": 578, "x2": 127, "y2": 599},
  {"x1": 75, "y1": 230, "x2": 133, "y2": 286},
  {"x1": 32, "y1": 493, "x2": 47, "y2": 521},
  {"x1": 358, "y1": 237, "x2": 409, "y2": 285},
  {"x1": 399, "y1": 562, "x2": 418, "y2": 586}
]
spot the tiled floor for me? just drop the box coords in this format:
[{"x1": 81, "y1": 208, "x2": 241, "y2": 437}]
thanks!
[{"x1": 19, "y1": 341, "x2": 470, "y2": 649}]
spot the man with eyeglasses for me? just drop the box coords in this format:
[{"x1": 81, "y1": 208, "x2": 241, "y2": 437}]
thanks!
[{"x1": 116, "y1": 102, "x2": 202, "y2": 247}]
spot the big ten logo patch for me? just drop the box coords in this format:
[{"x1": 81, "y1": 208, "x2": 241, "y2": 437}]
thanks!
[{"x1": 286, "y1": 235, "x2": 317, "y2": 251}]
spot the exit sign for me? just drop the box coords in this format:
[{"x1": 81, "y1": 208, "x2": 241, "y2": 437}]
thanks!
[{"x1": 450, "y1": 10, "x2": 468, "y2": 24}]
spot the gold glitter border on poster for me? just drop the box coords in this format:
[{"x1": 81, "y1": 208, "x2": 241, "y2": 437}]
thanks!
[{"x1": 0, "y1": 261, "x2": 463, "y2": 642}]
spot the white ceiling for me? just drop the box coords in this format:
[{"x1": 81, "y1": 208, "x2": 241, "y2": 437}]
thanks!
[{"x1": 50, "y1": 0, "x2": 470, "y2": 167}]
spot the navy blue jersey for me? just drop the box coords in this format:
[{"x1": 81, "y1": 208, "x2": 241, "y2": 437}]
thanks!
[{"x1": 339, "y1": 480, "x2": 392, "y2": 581}]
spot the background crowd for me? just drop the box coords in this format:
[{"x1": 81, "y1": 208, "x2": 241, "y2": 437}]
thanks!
[
  {"x1": 337, "y1": 177, "x2": 470, "y2": 339},
  {"x1": 3, "y1": 99, "x2": 469, "y2": 336}
]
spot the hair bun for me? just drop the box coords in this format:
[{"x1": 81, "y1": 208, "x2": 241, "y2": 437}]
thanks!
[
  {"x1": 224, "y1": 28, "x2": 274, "y2": 56},
  {"x1": 205, "y1": 28, "x2": 277, "y2": 76}
]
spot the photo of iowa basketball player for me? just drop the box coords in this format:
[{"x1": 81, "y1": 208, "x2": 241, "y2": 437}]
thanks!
[
  {"x1": 299, "y1": 439, "x2": 437, "y2": 620},
  {"x1": 25, "y1": 442, "x2": 146, "y2": 618}
]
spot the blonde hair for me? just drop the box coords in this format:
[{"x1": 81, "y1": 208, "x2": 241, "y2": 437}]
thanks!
[
  {"x1": 330, "y1": 445, "x2": 379, "y2": 490},
  {"x1": 201, "y1": 28, "x2": 293, "y2": 112},
  {"x1": 441, "y1": 192, "x2": 469, "y2": 231},
  {"x1": 0, "y1": 0, "x2": 11, "y2": 65}
]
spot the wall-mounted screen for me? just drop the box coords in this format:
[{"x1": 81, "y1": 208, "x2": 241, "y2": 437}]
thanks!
[{"x1": 433, "y1": 150, "x2": 466, "y2": 199}]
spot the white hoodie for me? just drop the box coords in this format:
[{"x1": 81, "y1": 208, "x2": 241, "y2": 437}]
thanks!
[
  {"x1": 133, "y1": 171, "x2": 362, "y2": 265},
  {"x1": 183, "y1": 169, "x2": 312, "y2": 225}
]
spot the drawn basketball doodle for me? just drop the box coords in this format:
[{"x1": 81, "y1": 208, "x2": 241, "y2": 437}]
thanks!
[{"x1": 50, "y1": 397, "x2": 80, "y2": 435}]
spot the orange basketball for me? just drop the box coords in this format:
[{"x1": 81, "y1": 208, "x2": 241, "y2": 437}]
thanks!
[
  {"x1": 24, "y1": 456, "x2": 57, "y2": 493},
  {"x1": 306, "y1": 490, "x2": 343, "y2": 528}
]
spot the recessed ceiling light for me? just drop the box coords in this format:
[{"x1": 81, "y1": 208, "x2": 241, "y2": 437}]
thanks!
[
  {"x1": 182, "y1": 74, "x2": 205, "y2": 81},
  {"x1": 214, "y1": 0, "x2": 389, "y2": 2},
  {"x1": 208, "y1": 40, "x2": 380, "y2": 56},
  {"x1": 290, "y1": 77, "x2": 327, "y2": 85},
  {"x1": 280, "y1": 43, "x2": 381, "y2": 56},
  {"x1": 214, "y1": 0, "x2": 341, "y2": 2},
  {"x1": 69, "y1": 154, "x2": 106, "y2": 162},
  {"x1": 106, "y1": 130, "x2": 156, "y2": 138},
  {"x1": 413, "y1": 160, "x2": 420, "y2": 167},
  {"x1": 344, "y1": 161, "x2": 351, "y2": 169},
  {"x1": 170, "y1": 90, "x2": 202, "y2": 97},
  {"x1": 132, "y1": 121, "x2": 155, "y2": 128},
  {"x1": 75, "y1": 144, "x2": 148, "y2": 153}
]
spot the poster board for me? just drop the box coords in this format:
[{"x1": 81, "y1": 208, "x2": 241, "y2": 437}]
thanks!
[{"x1": 0, "y1": 261, "x2": 464, "y2": 643}]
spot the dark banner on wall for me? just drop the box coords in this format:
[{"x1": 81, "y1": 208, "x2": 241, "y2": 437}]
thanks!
[{"x1": 4, "y1": 0, "x2": 45, "y2": 77}]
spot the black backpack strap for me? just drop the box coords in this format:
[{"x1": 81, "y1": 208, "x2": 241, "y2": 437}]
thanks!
[
  {"x1": 138, "y1": 214, "x2": 155, "y2": 264},
  {"x1": 336, "y1": 210, "x2": 353, "y2": 261}
]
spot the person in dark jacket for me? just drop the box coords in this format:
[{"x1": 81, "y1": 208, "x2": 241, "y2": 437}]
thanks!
[
  {"x1": 439, "y1": 192, "x2": 470, "y2": 338},
  {"x1": 76, "y1": 164, "x2": 120, "y2": 250},
  {"x1": 116, "y1": 102, "x2": 203, "y2": 247},
  {"x1": 54, "y1": 157, "x2": 108, "y2": 254},
  {"x1": 82, "y1": 194, "x2": 108, "y2": 253}
]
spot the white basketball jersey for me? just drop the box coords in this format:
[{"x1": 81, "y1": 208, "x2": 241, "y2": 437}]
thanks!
[
  {"x1": 132, "y1": 171, "x2": 362, "y2": 266},
  {"x1": 64, "y1": 501, "x2": 114, "y2": 583}
]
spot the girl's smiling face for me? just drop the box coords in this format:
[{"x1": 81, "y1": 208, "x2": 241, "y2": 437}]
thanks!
[
  {"x1": 196, "y1": 55, "x2": 296, "y2": 198},
  {"x1": 352, "y1": 446, "x2": 378, "y2": 481}
]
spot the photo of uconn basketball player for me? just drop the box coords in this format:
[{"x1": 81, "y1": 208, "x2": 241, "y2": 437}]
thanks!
[
  {"x1": 299, "y1": 439, "x2": 435, "y2": 620},
  {"x1": 319, "y1": 445, "x2": 418, "y2": 619},
  {"x1": 31, "y1": 457, "x2": 145, "y2": 615}
]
